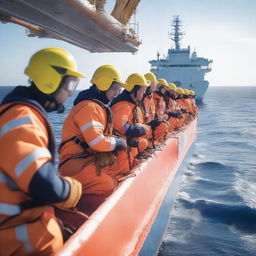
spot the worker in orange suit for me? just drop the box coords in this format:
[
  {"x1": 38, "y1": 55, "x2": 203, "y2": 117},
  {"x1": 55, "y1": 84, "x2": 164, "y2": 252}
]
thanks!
[
  {"x1": 153, "y1": 78, "x2": 169, "y2": 118},
  {"x1": 0, "y1": 48, "x2": 84, "y2": 256},
  {"x1": 182, "y1": 89, "x2": 196, "y2": 124},
  {"x1": 175, "y1": 87, "x2": 189, "y2": 128},
  {"x1": 152, "y1": 78, "x2": 182, "y2": 134},
  {"x1": 164, "y1": 83, "x2": 183, "y2": 132},
  {"x1": 143, "y1": 72, "x2": 169, "y2": 145},
  {"x1": 110, "y1": 73, "x2": 153, "y2": 162},
  {"x1": 59, "y1": 65, "x2": 128, "y2": 215}
]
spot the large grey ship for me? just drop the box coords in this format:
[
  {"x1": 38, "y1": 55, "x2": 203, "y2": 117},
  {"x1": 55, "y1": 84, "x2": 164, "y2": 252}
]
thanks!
[{"x1": 149, "y1": 16, "x2": 213, "y2": 102}]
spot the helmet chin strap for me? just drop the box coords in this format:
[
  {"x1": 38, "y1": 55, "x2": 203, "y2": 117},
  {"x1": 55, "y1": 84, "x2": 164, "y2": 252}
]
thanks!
[{"x1": 44, "y1": 99, "x2": 65, "y2": 113}]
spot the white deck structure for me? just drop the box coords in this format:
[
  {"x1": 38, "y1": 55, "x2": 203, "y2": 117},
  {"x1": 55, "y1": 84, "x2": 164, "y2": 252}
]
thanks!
[{"x1": 150, "y1": 16, "x2": 212, "y2": 102}]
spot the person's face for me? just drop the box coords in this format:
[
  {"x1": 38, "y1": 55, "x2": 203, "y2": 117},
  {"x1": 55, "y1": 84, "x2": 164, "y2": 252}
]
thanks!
[
  {"x1": 135, "y1": 86, "x2": 147, "y2": 101},
  {"x1": 55, "y1": 76, "x2": 79, "y2": 104},
  {"x1": 106, "y1": 82, "x2": 122, "y2": 101},
  {"x1": 55, "y1": 87, "x2": 72, "y2": 104},
  {"x1": 150, "y1": 82, "x2": 157, "y2": 92},
  {"x1": 170, "y1": 89, "x2": 177, "y2": 96},
  {"x1": 156, "y1": 83, "x2": 166, "y2": 94},
  {"x1": 45, "y1": 76, "x2": 79, "y2": 113},
  {"x1": 159, "y1": 85, "x2": 166, "y2": 94}
]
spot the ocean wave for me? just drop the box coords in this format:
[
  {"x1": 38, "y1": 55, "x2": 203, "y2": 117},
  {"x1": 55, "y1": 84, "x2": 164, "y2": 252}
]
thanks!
[
  {"x1": 191, "y1": 177, "x2": 230, "y2": 190},
  {"x1": 193, "y1": 161, "x2": 228, "y2": 170},
  {"x1": 180, "y1": 199, "x2": 256, "y2": 234},
  {"x1": 205, "y1": 129, "x2": 248, "y2": 137},
  {"x1": 213, "y1": 140, "x2": 256, "y2": 150},
  {"x1": 234, "y1": 175, "x2": 256, "y2": 208},
  {"x1": 240, "y1": 127, "x2": 256, "y2": 136}
]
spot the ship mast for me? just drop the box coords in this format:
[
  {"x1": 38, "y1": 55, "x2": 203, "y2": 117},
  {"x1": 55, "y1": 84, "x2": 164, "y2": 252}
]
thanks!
[{"x1": 169, "y1": 16, "x2": 184, "y2": 50}]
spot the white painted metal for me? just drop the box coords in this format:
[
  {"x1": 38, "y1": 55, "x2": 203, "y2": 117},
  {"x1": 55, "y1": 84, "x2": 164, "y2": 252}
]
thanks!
[
  {"x1": 149, "y1": 16, "x2": 212, "y2": 102},
  {"x1": 0, "y1": 0, "x2": 140, "y2": 53}
]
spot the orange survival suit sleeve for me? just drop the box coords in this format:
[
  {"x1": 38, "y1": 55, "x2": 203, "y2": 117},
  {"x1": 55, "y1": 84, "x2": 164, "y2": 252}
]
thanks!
[
  {"x1": 73, "y1": 101, "x2": 116, "y2": 152},
  {"x1": 0, "y1": 105, "x2": 52, "y2": 192}
]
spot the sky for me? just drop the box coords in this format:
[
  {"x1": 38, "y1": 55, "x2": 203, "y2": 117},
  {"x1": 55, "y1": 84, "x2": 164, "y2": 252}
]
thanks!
[{"x1": 1, "y1": 0, "x2": 256, "y2": 89}]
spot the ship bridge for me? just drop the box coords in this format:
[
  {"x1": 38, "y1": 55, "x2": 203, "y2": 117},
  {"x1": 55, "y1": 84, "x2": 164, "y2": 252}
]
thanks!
[{"x1": 150, "y1": 46, "x2": 212, "y2": 72}]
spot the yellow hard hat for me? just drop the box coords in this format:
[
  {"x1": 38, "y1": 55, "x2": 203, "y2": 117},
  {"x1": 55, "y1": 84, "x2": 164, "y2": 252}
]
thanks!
[
  {"x1": 183, "y1": 89, "x2": 190, "y2": 95},
  {"x1": 91, "y1": 64, "x2": 125, "y2": 91},
  {"x1": 189, "y1": 90, "x2": 195, "y2": 95},
  {"x1": 176, "y1": 87, "x2": 184, "y2": 94},
  {"x1": 124, "y1": 73, "x2": 148, "y2": 92},
  {"x1": 157, "y1": 78, "x2": 168, "y2": 87},
  {"x1": 24, "y1": 47, "x2": 85, "y2": 95},
  {"x1": 144, "y1": 72, "x2": 157, "y2": 83},
  {"x1": 168, "y1": 82, "x2": 177, "y2": 91}
]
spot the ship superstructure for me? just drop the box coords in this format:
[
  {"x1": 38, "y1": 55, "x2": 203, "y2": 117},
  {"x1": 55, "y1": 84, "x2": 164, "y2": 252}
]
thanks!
[{"x1": 149, "y1": 16, "x2": 212, "y2": 101}]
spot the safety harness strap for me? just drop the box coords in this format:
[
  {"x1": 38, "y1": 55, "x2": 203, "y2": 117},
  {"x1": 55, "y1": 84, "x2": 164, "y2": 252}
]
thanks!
[
  {"x1": 58, "y1": 98, "x2": 113, "y2": 168},
  {"x1": 58, "y1": 136, "x2": 89, "y2": 153}
]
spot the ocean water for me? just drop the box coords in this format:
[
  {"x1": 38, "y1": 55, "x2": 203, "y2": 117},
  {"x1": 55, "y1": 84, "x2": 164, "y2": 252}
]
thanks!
[
  {"x1": 1, "y1": 86, "x2": 256, "y2": 255},
  {"x1": 158, "y1": 86, "x2": 256, "y2": 256}
]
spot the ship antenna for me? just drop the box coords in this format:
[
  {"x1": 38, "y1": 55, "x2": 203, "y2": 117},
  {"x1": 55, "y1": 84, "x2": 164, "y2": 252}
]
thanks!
[{"x1": 169, "y1": 16, "x2": 184, "y2": 50}]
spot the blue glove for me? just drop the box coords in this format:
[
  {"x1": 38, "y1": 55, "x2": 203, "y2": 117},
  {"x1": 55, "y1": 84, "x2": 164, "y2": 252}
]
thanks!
[
  {"x1": 165, "y1": 110, "x2": 180, "y2": 118},
  {"x1": 147, "y1": 118, "x2": 162, "y2": 130},
  {"x1": 127, "y1": 137, "x2": 139, "y2": 147},
  {"x1": 115, "y1": 138, "x2": 128, "y2": 151}
]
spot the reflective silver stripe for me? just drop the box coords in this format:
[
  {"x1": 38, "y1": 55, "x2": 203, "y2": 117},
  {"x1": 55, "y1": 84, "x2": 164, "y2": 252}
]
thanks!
[
  {"x1": 0, "y1": 173, "x2": 19, "y2": 190},
  {"x1": 15, "y1": 148, "x2": 51, "y2": 177},
  {"x1": 80, "y1": 121, "x2": 104, "y2": 132},
  {"x1": 0, "y1": 116, "x2": 32, "y2": 138},
  {"x1": 108, "y1": 137, "x2": 116, "y2": 151},
  {"x1": 88, "y1": 134, "x2": 105, "y2": 147},
  {"x1": 16, "y1": 225, "x2": 33, "y2": 254},
  {"x1": 0, "y1": 202, "x2": 21, "y2": 215},
  {"x1": 124, "y1": 123, "x2": 131, "y2": 131},
  {"x1": 0, "y1": 173, "x2": 8, "y2": 183}
]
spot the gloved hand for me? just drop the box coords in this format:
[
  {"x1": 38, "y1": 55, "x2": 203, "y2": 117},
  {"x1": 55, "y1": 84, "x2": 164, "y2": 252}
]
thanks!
[
  {"x1": 55, "y1": 177, "x2": 82, "y2": 209},
  {"x1": 134, "y1": 123, "x2": 151, "y2": 135},
  {"x1": 127, "y1": 136, "x2": 139, "y2": 147},
  {"x1": 95, "y1": 152, "x2": 116, "y2": 168},
  {"x1": 95, "y1": 152, "x2": 116, "y2": 175},
  {"x1": 147, "y1": 118, "x2": 162, "y2": 130},
  {"x1": 114, "y1": 138, "x2": 127, "y2": 151},
  {"x1": 176, "y1": 112, "x2": 183, "y2": 119},
  {"x1": 165, "y1": 110, "x2": 180, "y2": 118}
]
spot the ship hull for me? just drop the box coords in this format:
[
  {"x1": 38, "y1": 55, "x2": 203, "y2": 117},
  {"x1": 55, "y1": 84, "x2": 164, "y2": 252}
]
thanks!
[
  {"x1": 57, "y1": 119, "x2": 197, "y2": 256},
  {"x1": 150, "y1": 68, "x2": 209, "y2": 102}
]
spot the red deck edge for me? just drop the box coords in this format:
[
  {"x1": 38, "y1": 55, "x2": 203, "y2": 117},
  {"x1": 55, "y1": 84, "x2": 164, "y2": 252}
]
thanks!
[{"x1": 57, "y1": 119, "x2": 197, "y2": 256}]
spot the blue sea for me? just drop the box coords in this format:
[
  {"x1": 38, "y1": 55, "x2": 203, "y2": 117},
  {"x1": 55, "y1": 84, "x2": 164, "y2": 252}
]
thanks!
[{"x1": 1, "y1": 86, "x2": 256, "y2": 255}]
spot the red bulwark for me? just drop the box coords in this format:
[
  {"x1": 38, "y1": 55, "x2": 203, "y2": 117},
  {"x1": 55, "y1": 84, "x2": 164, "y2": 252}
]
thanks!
[{"x1": 57, "y1": 119, "x2": 197, "y2": 256}]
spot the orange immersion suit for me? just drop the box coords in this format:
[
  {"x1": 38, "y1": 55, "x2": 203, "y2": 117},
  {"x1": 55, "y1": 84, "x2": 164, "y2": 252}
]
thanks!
[
  {"x1": 0, "y1": 103, "x2": 63, "y2": 255},
  {"x1": 153, "y1": 92, "x2": 167, "y2": 118},
  {"x1": 189, "y1": 97, "x2": 199, "y2": 113},
  {"x1": 142, "y1": 94, "x2": 168, "y2": 143},
  {"x1": 175, "y1": 98, "x2": 188, "y2": 128},
  {"x1": 110, "y1": 91, "x2": 152, "y2": 168},
  {"x1": 59, "y1": 99, "x2": 119, "y2": 196}
]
